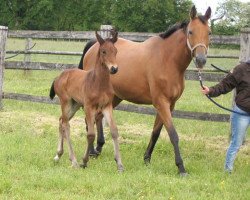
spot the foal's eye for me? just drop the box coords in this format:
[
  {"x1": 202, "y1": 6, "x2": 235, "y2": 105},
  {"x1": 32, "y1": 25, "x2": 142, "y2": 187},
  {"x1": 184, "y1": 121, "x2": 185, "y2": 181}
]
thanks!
[
  {"x1": 188, "y1": 30, "x2": 193, "y2": 35},
  {"x1": 208, "y1": 31, "x2": 212, "y2": 36},
  {"x1": 101, "y1": 50, "x2": 106, "y2": 55}
]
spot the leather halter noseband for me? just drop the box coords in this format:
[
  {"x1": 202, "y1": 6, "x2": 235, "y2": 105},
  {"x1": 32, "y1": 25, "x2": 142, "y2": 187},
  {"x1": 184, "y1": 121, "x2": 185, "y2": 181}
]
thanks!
[{"x1": 186, "y1": 37, "x2": 208, "y2": 58}]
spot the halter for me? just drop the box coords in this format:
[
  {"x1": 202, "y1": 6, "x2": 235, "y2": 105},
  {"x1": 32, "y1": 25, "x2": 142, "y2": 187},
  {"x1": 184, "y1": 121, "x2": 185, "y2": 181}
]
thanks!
[{"x1": 186, "y1": 38, "x2": 208, "y2": 58}]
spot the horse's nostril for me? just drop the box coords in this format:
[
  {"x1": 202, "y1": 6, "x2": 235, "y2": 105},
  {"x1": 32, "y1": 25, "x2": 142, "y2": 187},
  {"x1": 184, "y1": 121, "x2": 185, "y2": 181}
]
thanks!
[
  {"x1": 110, "y1": 66, "x2": 118, "y2": 74},
  {"x1": 196, "y1": 55, "x2": 206, "y2": 67}
]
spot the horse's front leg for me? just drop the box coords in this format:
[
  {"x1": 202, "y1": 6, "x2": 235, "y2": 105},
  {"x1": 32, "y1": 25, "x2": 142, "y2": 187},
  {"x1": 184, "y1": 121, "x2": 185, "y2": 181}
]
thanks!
[
  {"x1": 144, "y1": 113, "x2": 163, "y2": 164},
  {"x1": 102, "y1": 105, "x2": 124, "y2": 172},
  {"x1": 89, "y1": 96, "x2": 123, "y2": 156},
  {"x1": 154, "y1": 101, "x2": 187, "y2": 175},
  {"x1": 81, "y1": 108, "x2": 96, "y2": 168},
  {"x1": 86, "y1": 113, "x2": 105, "y2": 157}
]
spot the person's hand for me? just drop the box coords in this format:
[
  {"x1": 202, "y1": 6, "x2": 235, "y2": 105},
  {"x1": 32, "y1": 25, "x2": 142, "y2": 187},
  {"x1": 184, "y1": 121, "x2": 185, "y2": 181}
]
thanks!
[{"x1": 201, "y1": 85, "x2": 210, "y2": 95}]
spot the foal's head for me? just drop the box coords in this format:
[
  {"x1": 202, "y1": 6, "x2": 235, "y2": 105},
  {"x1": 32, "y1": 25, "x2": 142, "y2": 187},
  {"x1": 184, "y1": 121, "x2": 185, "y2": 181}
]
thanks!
[
  {"x1": 187, "y1": 6, "x2": 211, "y2": 69},
  {"x1": 95, "y1": 31, "x2": 118, "y2": 74}
]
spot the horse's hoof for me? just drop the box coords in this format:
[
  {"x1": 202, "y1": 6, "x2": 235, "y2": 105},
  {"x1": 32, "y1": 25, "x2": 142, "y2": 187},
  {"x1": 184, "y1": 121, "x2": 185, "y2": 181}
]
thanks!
[
  {"x1": 89, "y1": 149, "x2": 100, "y2": 158},
  {"x1": 96, "y1": 146, "x2": 103, "y2": 154},
  {"x1": 80, "y1": 163, "x2": 87, "y2": 168},
  {"x1": 71, "y1": 161, "x2": 79, "y2": 168},
  {"x1": 118, "y1": 166, "x2": 124, "y2": 173},
  {"x1": 144, "y1": 157, "x2": 151, "y2": 166},
  {"x1": 54, "y1": 155, "x2": 60, "y2": 162},
  {"x1": 179, "y1": 172, "x2": 188, "y2": 177}
]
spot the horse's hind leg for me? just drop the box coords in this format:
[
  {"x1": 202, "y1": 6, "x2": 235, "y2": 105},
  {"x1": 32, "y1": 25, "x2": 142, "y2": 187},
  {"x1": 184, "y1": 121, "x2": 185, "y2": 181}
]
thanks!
[
  {"x1": 54, "y1": 100, "x2": 80, "y2": 167},
  {"x1": 54, "y1": 117, "x2": 65, "y2": 162},
  {"x1": 103, "y1": 105, "x2": 124, "y2": 172},
  {"x1": 155, "y1": 101, "x2": 186, "y2": 175},
  {"x1": 144, "y1": 113, "x2": 163, "y2": 164}
]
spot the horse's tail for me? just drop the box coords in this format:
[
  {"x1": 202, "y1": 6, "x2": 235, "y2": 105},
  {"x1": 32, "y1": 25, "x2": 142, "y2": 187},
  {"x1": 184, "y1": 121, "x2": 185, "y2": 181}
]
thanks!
[
  {"x1": 78, "y1": 39, "x2": 96, "y2": 70},
  {"x1": 49, "y1": 80, "x2": 56, "y2": 100}
]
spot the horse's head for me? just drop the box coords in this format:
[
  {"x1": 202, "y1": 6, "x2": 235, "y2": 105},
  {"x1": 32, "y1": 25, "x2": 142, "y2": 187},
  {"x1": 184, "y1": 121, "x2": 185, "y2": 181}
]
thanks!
[
  {"x1": 187, "y1": 6, "x2": 211, "y2": 69},
  {"x1": 95, "y1": 30, "x2": 118, "y2": 74}
]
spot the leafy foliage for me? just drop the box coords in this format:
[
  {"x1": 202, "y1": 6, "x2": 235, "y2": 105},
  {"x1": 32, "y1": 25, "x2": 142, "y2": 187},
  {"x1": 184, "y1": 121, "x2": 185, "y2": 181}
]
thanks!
[
  {"x1": 0, "y1": 0, "x2": 193, "y2": 32},
  {"x1": 212, "y1": 0, "x2": 250, "y2": 35}
]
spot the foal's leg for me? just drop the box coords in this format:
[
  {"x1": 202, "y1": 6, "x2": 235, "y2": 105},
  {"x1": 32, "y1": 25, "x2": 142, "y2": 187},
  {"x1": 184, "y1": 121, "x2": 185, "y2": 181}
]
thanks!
[
  {"x1": 144, "y1": 113, "x2": 163, "y2": 164},
  {"x1": 54, "y1": 101, "x2": 80, "y2": 167},
  {"x1": 81, "y1": 107, "x2": 96, "y2": 168},
  {"x1": 155, "y1": 101, "x2": 186, "y2": 175},
  {"x1": 54, "y1": 116, "x2": 64, "y2": 162},
  {"x1": 103, "y1": 105, "x2": 124, "y2": 172},
  {"x1": 87, "y1": 113, "x2": 104, "y2": 156},
  {"x1": 89, "y1": 96, "x2": 123, "y2": 156}
]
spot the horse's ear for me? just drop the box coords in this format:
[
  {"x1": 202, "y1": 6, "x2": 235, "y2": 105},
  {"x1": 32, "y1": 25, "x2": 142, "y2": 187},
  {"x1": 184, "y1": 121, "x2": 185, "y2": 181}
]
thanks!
[
  {"x1": 190, "y1": 5, "x2": 197, "y2": 20},
  {"x1": 204, "y1": 7, "x2": 211, "y2": 20},
  {"x1": 95, "y1": 31, "x2": 105, "y2": 45},
  {"x1": 110, "y1": 29, "x2": 118, "y2": 43}
]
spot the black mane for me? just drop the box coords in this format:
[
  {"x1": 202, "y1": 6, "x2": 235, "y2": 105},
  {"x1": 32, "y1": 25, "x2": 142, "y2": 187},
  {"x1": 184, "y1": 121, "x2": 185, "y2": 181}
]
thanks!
[
  {"x1": 159, "y1": 15, "x2": 207, "y2": 39},
  {"x1": 159, "y1": 21, "x2": 188, "y2": 39}
]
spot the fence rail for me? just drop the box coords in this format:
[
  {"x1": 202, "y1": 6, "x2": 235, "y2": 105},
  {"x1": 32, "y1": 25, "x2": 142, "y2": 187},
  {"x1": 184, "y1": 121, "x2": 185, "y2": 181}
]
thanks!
[
  {"x1": 3, "y1": 92, "x2": 230, "y2": 122},
  {"x1": 8, "y1": 30, "x2": 240, "y2": 44},
  {"x1": 5, "y1": 61, "x2": 226, "y2": 82},
  {"x1": 2, "y1": 28, "x2": 249, "y2": 123}
]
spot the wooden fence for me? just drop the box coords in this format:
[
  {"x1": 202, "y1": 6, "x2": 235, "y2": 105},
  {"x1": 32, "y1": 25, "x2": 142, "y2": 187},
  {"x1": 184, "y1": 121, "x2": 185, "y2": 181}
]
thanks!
[{"x1": 1, "y1": 26, "x2": 249, "y2": 122}]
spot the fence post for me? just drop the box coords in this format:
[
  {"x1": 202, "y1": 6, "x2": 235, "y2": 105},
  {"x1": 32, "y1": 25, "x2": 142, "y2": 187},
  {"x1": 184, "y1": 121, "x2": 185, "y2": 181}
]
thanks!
[
  {"x1": 0, "y1": 26, "x2": 8, "y2": 110},
  {"x1": 229, "y1": 28, "x2": 250, "y2": 142},
  {"x1": 100, "y1": 25, "x2": 113, "y2": 39},
  {"x1": 239, "y1": 28, "x2": 250, "y2": 62},
  {"x1": 24, "y1": 37, "x2": 32, "y2": 75}
]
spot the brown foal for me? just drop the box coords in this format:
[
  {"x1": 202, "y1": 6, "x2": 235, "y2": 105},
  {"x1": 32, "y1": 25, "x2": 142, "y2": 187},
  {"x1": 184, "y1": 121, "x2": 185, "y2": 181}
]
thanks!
[{"x1": 49, "y1": 31, "x2": 124, "y2": 172}]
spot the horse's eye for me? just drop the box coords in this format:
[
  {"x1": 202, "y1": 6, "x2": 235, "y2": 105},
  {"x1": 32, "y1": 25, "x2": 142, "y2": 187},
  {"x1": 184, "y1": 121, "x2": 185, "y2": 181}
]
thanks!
[
  {"x1": 208, "y1": 31, "x2": 212, "y2": 36},
  {"x1": 102, "y1": 50, "x2": 106, "y2": 55},
  {"x1": 188, "y1": 30, "x2": 193, "y2": 35}
]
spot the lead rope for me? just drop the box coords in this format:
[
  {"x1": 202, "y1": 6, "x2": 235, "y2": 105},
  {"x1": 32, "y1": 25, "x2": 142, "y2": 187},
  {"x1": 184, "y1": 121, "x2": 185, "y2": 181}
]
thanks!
[{"x1": 198, "y1": 69, "x2": 250, "y2": 116}]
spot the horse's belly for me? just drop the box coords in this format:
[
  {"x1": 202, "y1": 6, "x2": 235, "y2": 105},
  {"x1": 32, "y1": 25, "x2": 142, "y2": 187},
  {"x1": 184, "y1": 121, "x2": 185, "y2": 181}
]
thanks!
[{"x1": 112, "y1": 83, "x2": 152, "y2": 104}]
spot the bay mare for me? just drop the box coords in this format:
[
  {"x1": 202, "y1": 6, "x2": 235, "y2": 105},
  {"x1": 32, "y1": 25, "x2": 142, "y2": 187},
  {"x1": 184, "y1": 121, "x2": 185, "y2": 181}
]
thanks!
[
  {"x1": 79, "y1": 6, "x2": 211, "y2": 175},
  {"x1": 50, "y1": 31, "x2": 124, "y2": 172}
]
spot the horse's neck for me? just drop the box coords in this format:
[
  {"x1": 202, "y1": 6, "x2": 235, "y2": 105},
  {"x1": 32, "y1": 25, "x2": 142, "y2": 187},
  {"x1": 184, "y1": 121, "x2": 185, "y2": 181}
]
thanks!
[
  {"x1": 163, "y1": 31, "x2": 192, "y2": 73},
  {"x1": 92, "y1": 58, "x2": 110, "y2": 89}
]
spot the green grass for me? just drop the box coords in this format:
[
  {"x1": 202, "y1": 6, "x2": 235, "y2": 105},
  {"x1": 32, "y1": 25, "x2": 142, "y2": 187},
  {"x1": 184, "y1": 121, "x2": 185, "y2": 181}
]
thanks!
[
  {"x1": 1, "y1": 38, "x2": 249, "y2": 199},
  {"x1": 0, "y1": 100, "x2": 249, "y2": 199}
]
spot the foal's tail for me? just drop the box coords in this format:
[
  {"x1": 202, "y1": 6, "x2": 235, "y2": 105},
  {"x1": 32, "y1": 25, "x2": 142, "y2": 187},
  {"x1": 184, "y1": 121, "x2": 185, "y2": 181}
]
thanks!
[
  {"x1": 49, "y1": 81, "x2": 56, "y2": 100},
  {"x1": 78, "y1": 39, "x2": 96, "y2": 70}
]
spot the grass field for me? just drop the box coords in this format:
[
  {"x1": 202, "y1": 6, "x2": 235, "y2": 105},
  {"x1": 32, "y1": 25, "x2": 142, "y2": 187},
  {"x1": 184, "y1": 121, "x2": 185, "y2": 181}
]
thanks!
[{"x1": 0, "y1": 38, "x2": 249, "y2": 199}]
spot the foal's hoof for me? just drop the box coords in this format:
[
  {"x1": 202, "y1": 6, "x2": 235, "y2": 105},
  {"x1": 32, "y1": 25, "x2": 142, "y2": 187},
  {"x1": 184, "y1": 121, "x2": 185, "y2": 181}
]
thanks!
[
  {"x1": 118, "y1": 166, "x2": 124, "y2": 173},
  {"x1": 71, "y1": 161, "x2": 79, "y2": 168},
  {"x1": 54, "y1": 155, "x2": 60, "y2": 163},
  {"x1": 179, "y1": 172, "x2": 188, "y2": 177}
]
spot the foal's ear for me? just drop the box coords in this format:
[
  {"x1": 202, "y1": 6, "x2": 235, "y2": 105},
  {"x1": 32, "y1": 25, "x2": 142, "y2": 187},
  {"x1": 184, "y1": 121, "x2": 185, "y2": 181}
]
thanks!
[
  {"x1": 204, "y1": 7, "x2": 211, "y2": 20},
  {"x1": 95, "y1": 31, "x2": 105, "y2": 45},
  {"x1": 110, "y1": 29, "x2": 118, "y2": 43},
  {"x1": 190, "y1": 5, "x2": 197, "y2": 20}
]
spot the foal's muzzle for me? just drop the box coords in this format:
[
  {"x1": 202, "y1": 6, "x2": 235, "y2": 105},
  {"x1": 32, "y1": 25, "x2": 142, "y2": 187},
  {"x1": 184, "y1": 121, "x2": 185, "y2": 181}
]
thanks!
[{"x1": 110, "y1": 66, "x2": 118, "y2": 74}]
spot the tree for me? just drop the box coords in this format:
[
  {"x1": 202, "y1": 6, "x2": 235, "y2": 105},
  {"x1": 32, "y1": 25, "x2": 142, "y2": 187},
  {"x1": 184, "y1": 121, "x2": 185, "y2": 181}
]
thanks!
[
  {"x1": 0, "y1": 0, "x2": 193, "y2": 32},
  {"x1": 213, "y1": 0, "x2": 250, "y2": 35}
]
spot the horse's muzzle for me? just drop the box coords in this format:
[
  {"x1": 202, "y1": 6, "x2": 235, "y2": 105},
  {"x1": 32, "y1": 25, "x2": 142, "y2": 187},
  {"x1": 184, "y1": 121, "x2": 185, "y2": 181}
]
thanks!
[
  {"x1": 110, "y1": 66, "x2": 118, "y2": 74},
  {"x1": 195, "y1": 54, "x2": 207, "y2": 68}
]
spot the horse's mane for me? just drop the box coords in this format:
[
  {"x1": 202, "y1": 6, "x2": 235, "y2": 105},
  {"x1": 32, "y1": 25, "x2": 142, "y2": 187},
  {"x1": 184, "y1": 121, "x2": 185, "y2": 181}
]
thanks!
[
  {"x1": 159, "y1": 16, "x2": 206, "y2": 39},
  {"x1": 159, "y1": 21, "x2": 188, "y2": 39}
]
